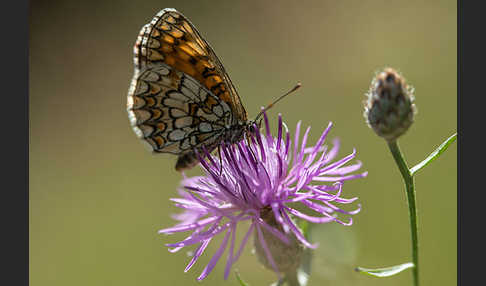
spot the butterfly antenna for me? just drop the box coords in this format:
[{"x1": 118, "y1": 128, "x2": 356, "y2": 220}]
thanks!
[{"x1": 254, "y1": 82, "x2": 301, "y2": 122}]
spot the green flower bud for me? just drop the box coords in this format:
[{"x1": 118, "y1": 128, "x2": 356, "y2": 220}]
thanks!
[
  {"x1": 364, "y1": 68, "x2": 417, "y2": 141},
  {"x1": 253, "y1": 207, "x2": 304, "y2": 276}
]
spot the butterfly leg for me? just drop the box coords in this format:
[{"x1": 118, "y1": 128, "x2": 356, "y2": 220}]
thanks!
[
  {"x1": 217, "y1": 144, "x2": 223, "y2": 176},
  {"x1": 243, "y1": 132, "x2": 259, "y2": 162}
]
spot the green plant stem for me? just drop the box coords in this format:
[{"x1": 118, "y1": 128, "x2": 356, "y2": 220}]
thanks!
[{"x1": 387, "y1": 140, "x2": 419, "y2": 286}]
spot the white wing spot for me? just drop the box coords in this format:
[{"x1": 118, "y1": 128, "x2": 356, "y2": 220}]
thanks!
[
  {"x1": 175, "y1": 116, "x2": 193, "y2": 128},
  {"x1": 198, "y1": 89, "x2": 208, "y2": 102},
  {"x1": 213, "y1": 105, "x2": 223, "y2": 117},
  {"x1": 190, "y1": 136, "x2": 197, "y2": 146},
  {"x1": 170, "y1": 108, "x2": 187, "y2": 118},
  {"x1": 143, "y1": 70, "x2": 161, "y2": 82},
  {"x1": 169, "y1": 91, "x2": 189, "y2": 102},
  {"x1": 131, "y1": 126, "x2": 144, "y2": 138},
  {"x1": 180, "y1": 138, "x2": 191, "y2": 150},
  {"x1": 140, "y1": 139, "x2": 155, "y2": 151},
  {"x1": 127, "y1": 96, "x2": 134, "y2": 109},
  {"x1": 133, "y1": 80, "x2": 149, "y2": 96},
  {"x1": 197, "y1": 109, "x2": 218, "y2": 122},
  {"x1": 180, "y1": 86, "x2": 200, "y2": 102},
  {"x1": 147, "y1": 38, "x2": 161, "y2": 49},
  {"x1": 130, "y1": 109, "x2": 151, "y2": 124},
  {"x1": 199, "y1": 122, "x2": 213, "y2": 133},
  {"x1": 128, "y1": 110, "x2": 138, "y2": 125},
  {"x1": 138, "y1": 124, "x2": 154, "y2": 137},
  {"x1": 154, "y1": 63, "x2": 171, "y2": 75},
  {"x1": 164, "y1": 98, "x2": 187, "y2": 110},
  {"x1": 184, "y1": 75, "x2": 200, "y2": 94},
  {"x1": 127, "y1": 95, "x2": 145, "y2": 110},
  {"x1": 169, "y1": 129, "x2": 186, "y2": 141}
]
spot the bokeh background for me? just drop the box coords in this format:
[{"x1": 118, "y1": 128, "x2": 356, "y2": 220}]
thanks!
[{"x1": 29, "y1": 0, "x2": 457, "y2": 285}]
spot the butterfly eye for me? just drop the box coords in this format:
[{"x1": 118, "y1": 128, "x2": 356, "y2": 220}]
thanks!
[{"x1": 247, "y1": 123, "x2": 259, "y2": 135}]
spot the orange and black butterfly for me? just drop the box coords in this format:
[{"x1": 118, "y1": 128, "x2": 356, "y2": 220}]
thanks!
[{"x1": 127, "y1": 8, "x2": 298, "y2": 171}]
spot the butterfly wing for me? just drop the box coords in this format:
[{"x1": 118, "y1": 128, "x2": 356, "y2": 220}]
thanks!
[
  {"x1": 127, "y1": 63, "x2": 234, "y2": 169},
  {"x1": 127, "y1": 8, "x2": 248, "y2": 170},
  {"x1": 133, "y1": 8, "x2": 247, "y2": 122}
]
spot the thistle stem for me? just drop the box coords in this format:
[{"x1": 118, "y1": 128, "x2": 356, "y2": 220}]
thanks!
[{"x1": 387, "y1": 140, "x2": 419, "y2": 286}]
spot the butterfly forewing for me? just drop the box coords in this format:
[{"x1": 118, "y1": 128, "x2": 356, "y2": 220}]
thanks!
[
  {"x1": 127, "y1": 8, "x2": 249, "y2": 170},
  {"x1": 133, "y1": 8, "x2": 247, "y2": 121}
]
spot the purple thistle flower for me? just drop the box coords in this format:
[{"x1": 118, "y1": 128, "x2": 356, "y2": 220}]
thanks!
[{"x1": 159, "y1": 113, "x2": 367, "y2": 280}]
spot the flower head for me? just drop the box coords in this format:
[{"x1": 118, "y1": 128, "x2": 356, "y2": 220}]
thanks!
[
  {"x1": 364, "y1": 67, "x2": 417, "y2": 141},
  {"x1": 159, "y1": 113, "x2": 367, "y2": 280}
]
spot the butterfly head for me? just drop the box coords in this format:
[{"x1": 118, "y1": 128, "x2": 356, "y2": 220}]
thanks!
[{"x1": 222, "y1": 121, "x2": 253, "y2": 145}]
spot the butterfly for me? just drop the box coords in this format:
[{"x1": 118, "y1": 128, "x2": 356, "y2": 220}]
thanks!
[{"x1": 127, "y1": 8, "x2": 299, "y2": 171}]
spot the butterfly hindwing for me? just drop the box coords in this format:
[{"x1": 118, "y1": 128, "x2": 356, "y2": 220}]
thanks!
[{"x1": 128, "y1": 63, "x2": 234, "y2": 155}]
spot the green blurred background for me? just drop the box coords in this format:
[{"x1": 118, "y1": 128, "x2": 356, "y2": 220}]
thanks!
[{"x1": 29, "y1": 0, "x2": 456, "y2": 285}]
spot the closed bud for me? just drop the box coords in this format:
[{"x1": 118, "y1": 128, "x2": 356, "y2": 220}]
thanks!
[{"x1": 364, "y1": 68, "x2": 417, "y2": 141}]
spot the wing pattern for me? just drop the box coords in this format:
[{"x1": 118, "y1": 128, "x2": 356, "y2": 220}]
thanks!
[
  {"x1": 127, "y1": 8, "x2": 249, "y2": 170},
  {"x1": 133, "y1": 8, "x2": 247, "y2": 122},
  {"x1": 127, "y1": 63, "x2": 234, "y2": 154}
]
